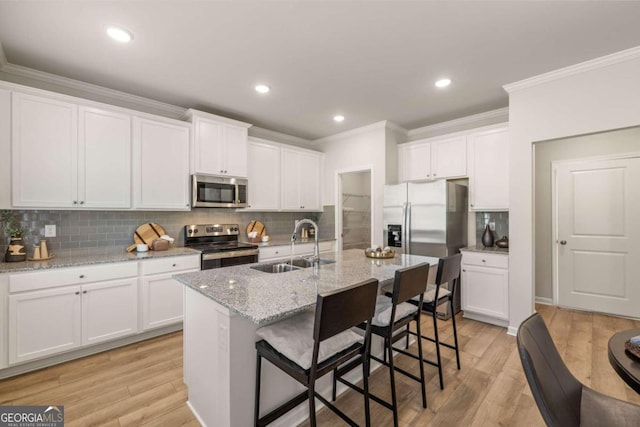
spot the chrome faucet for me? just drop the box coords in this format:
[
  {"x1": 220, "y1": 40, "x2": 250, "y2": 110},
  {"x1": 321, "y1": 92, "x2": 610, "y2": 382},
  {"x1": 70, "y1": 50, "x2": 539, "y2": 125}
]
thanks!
[{"x1": 291, "y1": 219, "x2": 319, "y2": 268}]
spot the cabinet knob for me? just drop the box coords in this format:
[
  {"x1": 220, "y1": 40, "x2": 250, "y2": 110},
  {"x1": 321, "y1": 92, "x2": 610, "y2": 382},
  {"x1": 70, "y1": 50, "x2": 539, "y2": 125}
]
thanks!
[
  {"x1": 172, "y1": 264, "x2": 177, "y2": 267},
  {"x1": 482, "y1": 259, "x2": 486, "y2": 263},
  {"x1": 83, "y1": 290, "x2": 87, "y2": 294},
  {"x1": 220, "y1": 170, "x2": 224, "y2": 173},
  {"x1": 224, "y1": 170, "x2": 227, "y2": 174},
  {"x1": 80, "y1": 201, "x2": 84, "y2": 205},
  {"x1": 462, "y1": 269, "x2": 466, "y2": 273},
  {"x1": 433, "y1": 174, "x2": 437, "y2": 177},
  {"x1": 470, "y1": 204, "x2": 474, "y2": 207},
  {"x1": 73, "y1": 201, "x2": 77, "y2": 204},
  {"x1": 186, "y1": 203, "x2": 190, "y2": 207},
  {"x1": 75, "y1": 291, "x2": 80, "y2": 295},
  {"x1": 560, "y1": 240, "x2": 567, "y2": 245},
  {"x1": 79, "y1": 275, "x2": 85, "y2": 278}
]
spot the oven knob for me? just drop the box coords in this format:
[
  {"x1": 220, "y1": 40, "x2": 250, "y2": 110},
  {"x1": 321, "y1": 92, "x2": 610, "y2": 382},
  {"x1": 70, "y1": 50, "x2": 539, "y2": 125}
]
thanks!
[{"x1": 193, "y1": 229, "x2": 198, "y2": 234}]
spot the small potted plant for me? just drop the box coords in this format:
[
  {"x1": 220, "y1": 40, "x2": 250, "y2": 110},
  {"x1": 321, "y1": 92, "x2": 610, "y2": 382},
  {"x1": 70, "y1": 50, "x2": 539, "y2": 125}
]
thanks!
[{"x1": 1, "y1": 210, "x2": 27, "y2": 262}]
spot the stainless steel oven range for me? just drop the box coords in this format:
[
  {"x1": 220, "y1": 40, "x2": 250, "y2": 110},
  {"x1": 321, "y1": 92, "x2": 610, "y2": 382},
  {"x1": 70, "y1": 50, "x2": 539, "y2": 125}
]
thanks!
[{"x1": 184, "y1": 224, "x2": 259, "y2": 270}]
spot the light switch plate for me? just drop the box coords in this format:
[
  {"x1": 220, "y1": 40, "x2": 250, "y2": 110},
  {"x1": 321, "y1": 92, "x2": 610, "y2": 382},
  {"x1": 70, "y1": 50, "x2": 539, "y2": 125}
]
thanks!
[{"x1": 45, "y1": 224, "x2": 56, "y2": 237}]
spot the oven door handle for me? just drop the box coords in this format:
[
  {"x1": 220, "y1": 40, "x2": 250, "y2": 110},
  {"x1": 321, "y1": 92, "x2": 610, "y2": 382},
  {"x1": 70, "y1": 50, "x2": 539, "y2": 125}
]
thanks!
[{"x1": 202, "y1": 249, "x2": 259, "y2": 261}]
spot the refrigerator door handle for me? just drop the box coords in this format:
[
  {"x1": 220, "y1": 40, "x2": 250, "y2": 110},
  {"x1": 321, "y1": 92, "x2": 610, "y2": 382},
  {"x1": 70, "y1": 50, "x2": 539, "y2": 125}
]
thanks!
[
  {"x1": 406, "y1": 202, "x2": 412, "y2": 254},
  {"x1": 401, "y1": 202, "x2": 408, "y2": 254}
]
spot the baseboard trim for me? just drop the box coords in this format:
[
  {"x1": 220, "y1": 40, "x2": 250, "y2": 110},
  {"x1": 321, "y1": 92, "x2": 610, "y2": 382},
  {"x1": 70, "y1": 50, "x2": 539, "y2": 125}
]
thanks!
[{"x1": 535, "y1": 297, "x2": 554, "y2": 305}]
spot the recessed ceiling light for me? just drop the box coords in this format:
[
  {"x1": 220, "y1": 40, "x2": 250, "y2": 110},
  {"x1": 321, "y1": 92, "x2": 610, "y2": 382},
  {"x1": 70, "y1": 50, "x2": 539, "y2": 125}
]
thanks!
[
  {"x1": 435, "y1": 78, "x2": 452, "y2": 88},
  {"x1": 107, "y1": 26, "x2": 134, "y2": 43},
  {"x1": 333, "y1": 115, "x2": 345, "y2": 123},
  {"x1": 255, "y1": 84, "x2": 270, "y2": 94}
]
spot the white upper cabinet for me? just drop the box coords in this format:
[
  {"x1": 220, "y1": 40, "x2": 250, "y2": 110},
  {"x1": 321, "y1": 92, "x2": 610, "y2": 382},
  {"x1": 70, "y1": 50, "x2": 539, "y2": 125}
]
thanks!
[
  {"x1": 281, "y1": 147, "x2": 322, "y2": 211},
  {"x1": 431, "y1": 136, "x2": 467, "y2": 179},
  {"x1": 399, "y1": 136, "x2": 466, "y2": 182},
  {"x1": 467, "y1": 126, "x2": 509, "y2": 211},
  {"x1": 0, "y1": 88, "x2": 11, "y2": 209},
  {"x1": 12, "y1": 92, "x2": 132, "y2": 209},
  {"x1": 79, "y1": 106, "x2": 131, "y2": 208},
  {"x1": 402, "y1": 143, "x2": 431, "y2": 181},
  {"x1": 247, "y1": 138, "x2": 280, "y2": 210},
  {"x1": 12, "y1": 92, "x2": 78, "y2": 208},
  {"x1": 187, "y1": 109, "x2": 251, "y2": 177},
  {"x1": 133, "y1": 116, "x2": 191, "y2": 210}
]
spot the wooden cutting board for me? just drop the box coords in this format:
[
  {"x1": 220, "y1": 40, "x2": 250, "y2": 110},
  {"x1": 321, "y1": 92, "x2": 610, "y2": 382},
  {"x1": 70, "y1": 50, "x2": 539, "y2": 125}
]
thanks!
[
  {"x1": 126, "y1": 223, "x2": 166, "y2": 252},
  {"x1": 246, "y1": 220, "x2": 266, "y2": 239}
]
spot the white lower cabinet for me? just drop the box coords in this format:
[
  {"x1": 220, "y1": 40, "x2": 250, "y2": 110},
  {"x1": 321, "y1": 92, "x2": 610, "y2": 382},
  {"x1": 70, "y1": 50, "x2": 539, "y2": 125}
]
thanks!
[
  {"x1": 82, "y1": 278, "x2": 138, "y2": 345},
  {"x1": 8, "y1": 277, "x2": 138, "y2": 364},
  {"x1": 9, "y1": 286, "x2": 82, "y2": 364},
  {"x1": 140, "y1": 255, "x2": 200, "y2": 330},
  {"x1": 461, "y1": 251, "x2": 509, "y2": 327},
  {"x1": 259, "y1": 241, "x2": 335, "y2": 262},
  {"x1": 5, "y1": 255, "x2": 200, "y2": 367}
]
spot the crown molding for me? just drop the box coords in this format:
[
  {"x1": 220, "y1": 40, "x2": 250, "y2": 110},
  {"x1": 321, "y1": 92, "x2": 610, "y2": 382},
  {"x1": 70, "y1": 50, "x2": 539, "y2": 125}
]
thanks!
[
  {"x1": 504, "y1": 45, "x2": 640, "y2": 93},
  {"x1": 313, "y1": 120, "x2": 404, "y2": 144},
  {"x1": 184, "y1": 108, "x2": 252, "y2": 128},
  {"x1": 0, "y1": 61, "x2": 186, "y2": 117},
  {"x1": 248, "y1": 126, "x2": 313, "y2": 147},
  {"x1": 407, "y1": 107, "x2": 509, "y2": 139}
]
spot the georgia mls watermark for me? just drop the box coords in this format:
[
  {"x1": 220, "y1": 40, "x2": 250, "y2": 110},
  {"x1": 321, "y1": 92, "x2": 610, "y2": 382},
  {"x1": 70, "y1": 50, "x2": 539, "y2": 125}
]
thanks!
[{"x1": 0, "y1": 406, "x2": 64, "y2": 427}]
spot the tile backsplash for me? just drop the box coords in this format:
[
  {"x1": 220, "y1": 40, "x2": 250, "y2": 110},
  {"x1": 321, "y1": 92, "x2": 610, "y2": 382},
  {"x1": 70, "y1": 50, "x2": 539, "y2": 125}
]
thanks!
[
  {"x1": 1, "y1": 207, "x2": 335, "y2": 258},
  {"x1": 475, "y1": 211, "x2": 509, "y2": 244}
]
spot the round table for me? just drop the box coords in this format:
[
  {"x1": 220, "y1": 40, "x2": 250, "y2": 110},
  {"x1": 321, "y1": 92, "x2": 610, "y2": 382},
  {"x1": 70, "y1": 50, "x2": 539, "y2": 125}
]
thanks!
[{"x1": 608, "y1": 328, "x2": 640, "y2": 394}]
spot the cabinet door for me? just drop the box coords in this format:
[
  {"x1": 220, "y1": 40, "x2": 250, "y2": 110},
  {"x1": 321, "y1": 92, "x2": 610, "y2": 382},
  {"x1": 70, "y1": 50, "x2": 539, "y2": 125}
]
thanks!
[
  {"x1": 12, "y1": 92, "x2": 78, "y2": 207},
  {"x1": 193, "y1": 117, "x2": 224, "y2": 174},
  {"x1": 79, "y1": 106, "x2": 131, "y2": 208},
  {"x1": 461, "y1": 265, "x2": 509, "y2": 320},
  {"x1": 82, "y1": 278, "x2": 138, "y2": 345},
  {"x1": 468, "y1": 128, "x2": 509, "y2": 211},
  {"x1": 431, "y1": 136, "x2": 467, "y2": 179},
  {"x1": 299, "y1": 151, "x2": 321, "y2": 210},
  {"x1": 403, "y1": 142, "x2": 431, "y2": 181},
  {"x1": 223, "y1": 125, "x2": 248, "y2": 177},
  {"x1": 247, "y1": 140, "x2": 280, "y2": 210},
  {"x1": 9, "y1": 286, "x2": 82, "y2": 364},
  {"x1": 141, "y1": 274, "x2": 188, "y2": 330},
  {"x1": 281, "y1": 148, "x2": 301, "y2": 210},
  {"x1": 0, "y1": 88, "x2": 10, "y2": 209},
  {"x1": 133, "y1": 117, "x2": 191, "y2": 210}
]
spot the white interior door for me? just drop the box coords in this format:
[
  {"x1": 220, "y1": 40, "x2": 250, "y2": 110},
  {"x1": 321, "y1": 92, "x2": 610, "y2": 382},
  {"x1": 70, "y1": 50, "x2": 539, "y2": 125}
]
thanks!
[{"x1": 554, "y1": 156, "x2": 640, "y2": 317}]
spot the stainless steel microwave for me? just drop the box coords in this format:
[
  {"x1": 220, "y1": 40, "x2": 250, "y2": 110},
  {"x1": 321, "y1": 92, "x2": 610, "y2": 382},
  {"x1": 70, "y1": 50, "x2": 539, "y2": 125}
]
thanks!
[{"x1": 192, "y1": 174, "x2": 248, "y2": 208}]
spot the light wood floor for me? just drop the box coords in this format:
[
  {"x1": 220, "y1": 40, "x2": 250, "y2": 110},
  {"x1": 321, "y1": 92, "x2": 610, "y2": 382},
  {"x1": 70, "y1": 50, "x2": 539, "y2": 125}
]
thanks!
[{"x1": 1, "y1": 305, "x2": 639, "y2": 426}]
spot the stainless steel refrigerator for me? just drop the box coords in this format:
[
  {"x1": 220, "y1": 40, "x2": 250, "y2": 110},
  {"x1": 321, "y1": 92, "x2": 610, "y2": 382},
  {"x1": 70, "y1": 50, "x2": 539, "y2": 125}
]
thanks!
[{"x1": 383, "y1": 180, "x2": 467, "y2": 318}]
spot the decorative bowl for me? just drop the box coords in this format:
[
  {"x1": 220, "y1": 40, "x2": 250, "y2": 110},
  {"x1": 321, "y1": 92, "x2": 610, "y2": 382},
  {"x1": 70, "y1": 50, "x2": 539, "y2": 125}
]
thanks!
[{"x1": 364, "y1": 249, "x2": 395, "y2": 259}]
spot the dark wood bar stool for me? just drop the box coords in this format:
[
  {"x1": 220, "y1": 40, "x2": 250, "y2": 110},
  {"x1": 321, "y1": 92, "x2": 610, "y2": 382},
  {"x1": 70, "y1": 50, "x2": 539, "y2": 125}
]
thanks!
[
  {"x1": 333, "y1": 263, "x2": 430, "y2": 427},
  {"x1": 406, "y1": 253, "x2": 462, "y2": 390},
  {"x1": 254, "y1": 278, "x2": 379, "y2": 427}
]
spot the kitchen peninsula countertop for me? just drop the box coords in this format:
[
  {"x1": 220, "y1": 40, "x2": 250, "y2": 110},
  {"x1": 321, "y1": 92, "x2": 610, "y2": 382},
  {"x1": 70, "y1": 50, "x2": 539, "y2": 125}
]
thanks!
[
  {"x1": 174, "y1": 248, "x2": 438, "y2": 325},
  {"x1": 0, "y1": 247, "x2": 200, "y2": 274},
  {"x1": 460, "y1": 245, "x2": 509, "y2": 254}
]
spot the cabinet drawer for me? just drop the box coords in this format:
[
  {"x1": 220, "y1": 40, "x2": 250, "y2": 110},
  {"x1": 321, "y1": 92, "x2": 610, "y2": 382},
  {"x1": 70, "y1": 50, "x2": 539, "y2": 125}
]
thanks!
[
  {"x1": 461, "y1": 251, "x2": 508, "y2": 269},
  {"x1": 259, "y1": 245, "x2": 290, "y2": 261},
  {"x1": 10, "y1": 262, "x2": 138, "y2": 293},
  {"x1": 140, "y1": 255, "x2": 200, "y2": 276}
]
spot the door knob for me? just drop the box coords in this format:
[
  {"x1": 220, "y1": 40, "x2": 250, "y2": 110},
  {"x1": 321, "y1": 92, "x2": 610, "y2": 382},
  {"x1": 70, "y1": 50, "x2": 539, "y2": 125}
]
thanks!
[{"x1": 560, "y1": 240, "x2": 567, "y2": 245}]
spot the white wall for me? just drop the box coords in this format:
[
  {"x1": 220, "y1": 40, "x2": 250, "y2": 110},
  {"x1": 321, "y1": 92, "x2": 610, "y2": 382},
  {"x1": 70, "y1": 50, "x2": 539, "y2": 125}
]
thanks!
[
  {"x1": 507, "y1": 48, "x2": 640, "y2": 332},
  {"x1": 319, "y1": 123, "x2": 388, "y2": 246}
]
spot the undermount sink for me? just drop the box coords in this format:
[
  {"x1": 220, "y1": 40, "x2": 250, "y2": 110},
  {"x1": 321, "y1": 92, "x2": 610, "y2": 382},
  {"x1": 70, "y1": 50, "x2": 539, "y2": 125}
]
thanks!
[
  {"x1": 251, "y1": 262, "x2": 301, "y2": 274},
  {"x1": 250, "y1": 258, "x2": 336, "y2": 274}
]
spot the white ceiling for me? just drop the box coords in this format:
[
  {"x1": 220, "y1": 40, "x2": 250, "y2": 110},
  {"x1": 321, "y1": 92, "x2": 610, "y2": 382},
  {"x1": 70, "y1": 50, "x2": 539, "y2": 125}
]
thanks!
[{"x1": 1, "y1": 1, "x2": 640, "y2": 140}]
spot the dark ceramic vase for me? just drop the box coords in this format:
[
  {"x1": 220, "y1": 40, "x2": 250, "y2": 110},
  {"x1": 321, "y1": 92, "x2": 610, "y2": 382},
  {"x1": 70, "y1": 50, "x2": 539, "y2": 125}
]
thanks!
[
  {"x1": 481, "y1": 224, "x2": 494, "y2": 247},
  {"x1": 5, "y1": 237, "x2": 27, "y2": 262}
]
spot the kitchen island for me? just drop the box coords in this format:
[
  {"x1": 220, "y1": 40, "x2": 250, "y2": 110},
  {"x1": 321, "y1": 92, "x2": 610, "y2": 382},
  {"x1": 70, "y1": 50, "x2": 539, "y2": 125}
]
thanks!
[{"x1": 174, "y1": 249, "x2": 438, "y2": 427}]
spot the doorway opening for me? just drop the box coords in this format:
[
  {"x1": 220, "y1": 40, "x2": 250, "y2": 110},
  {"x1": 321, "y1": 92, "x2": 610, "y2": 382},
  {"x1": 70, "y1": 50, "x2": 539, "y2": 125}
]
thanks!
[{"x1": 336, "y1": 169, "x2": 373, "y2": 250}]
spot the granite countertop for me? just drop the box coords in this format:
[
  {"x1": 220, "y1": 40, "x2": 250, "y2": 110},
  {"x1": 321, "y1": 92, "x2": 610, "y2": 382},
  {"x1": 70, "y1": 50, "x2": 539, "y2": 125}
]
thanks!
[
  {"x1": 174, "y1": 248, "x2": 438, "y2": 325},
  {"x1": 460, "y1": 245, "x2": 509, "y2": 254},
  {"x1": 0, "y1": 247, "x2": 201, "y2": 274}
]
